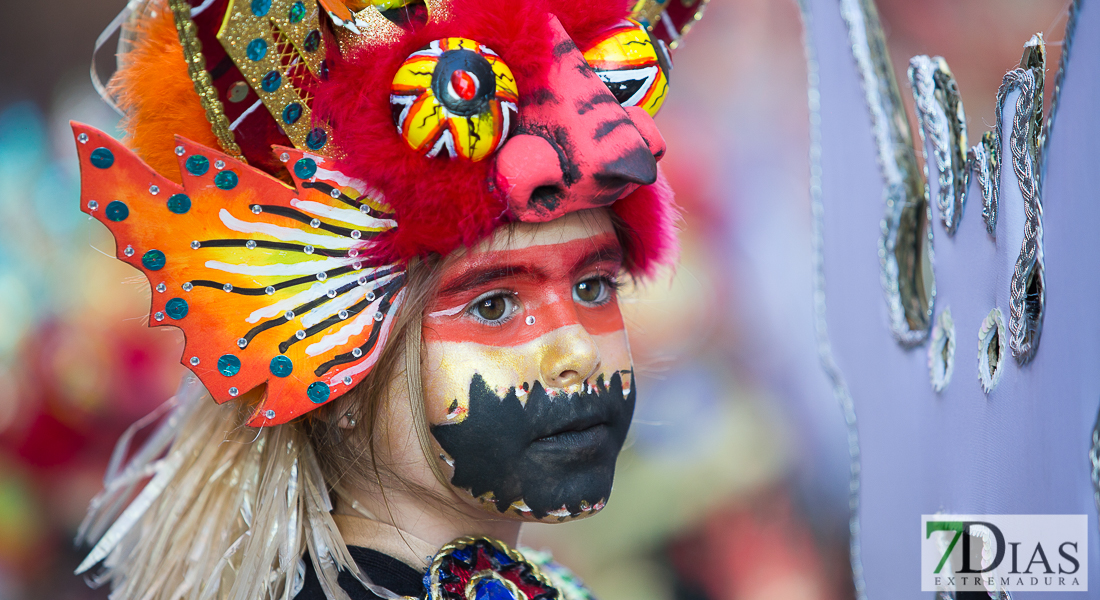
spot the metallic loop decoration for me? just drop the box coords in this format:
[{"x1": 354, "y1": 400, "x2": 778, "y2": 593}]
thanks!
[
  {"x1": 168, "y1": 0, "x2": 247, "y2": 160},
  {"x1": 967, "y1": 131, "x2": 999, "y2": 235},
  {"x1": 908, "y1": 55, "x2": 969, "y2": 236},
  {"x1": 995, "y1": 65, "x2": 1045, "y2": 364},
  {"x1": 839, "y1": 0, "x2": 935, "y2": 347}
]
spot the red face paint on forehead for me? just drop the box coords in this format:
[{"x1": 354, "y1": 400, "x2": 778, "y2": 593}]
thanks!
[{"x1": 424, "y1": 232, "x2": 625, "y2": 346}]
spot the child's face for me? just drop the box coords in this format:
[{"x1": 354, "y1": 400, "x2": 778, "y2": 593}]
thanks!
[{"x1": 422, "y1": 209, "x2": 635, "y2": 521}]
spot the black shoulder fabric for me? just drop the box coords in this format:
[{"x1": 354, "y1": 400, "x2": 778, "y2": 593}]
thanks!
[{"x1": 294, "y1": 546, "x2": 424, "y2": 600}]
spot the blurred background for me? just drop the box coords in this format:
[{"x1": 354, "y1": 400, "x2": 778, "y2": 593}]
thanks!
[{"x1": 0, "y1": 0, "x2": 1074, "y2": 598}]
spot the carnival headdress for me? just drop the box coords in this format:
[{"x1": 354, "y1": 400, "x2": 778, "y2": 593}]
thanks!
[{"x1": 75, "y1": 0, "x2": 706, "y2": 426}]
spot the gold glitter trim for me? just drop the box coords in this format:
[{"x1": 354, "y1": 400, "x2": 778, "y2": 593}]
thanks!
[
  {"x1": 218, "y1": 0, "x2": 330, "y2": 151},
  {"x1": 427, "y1": 537, "x2": 557, "y2": 600},
  {"x1": 168, "y1": 0, "x2": 246, "y2": 160}
]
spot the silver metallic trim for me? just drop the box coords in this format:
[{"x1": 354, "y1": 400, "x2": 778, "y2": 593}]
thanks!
[
  {"x1": 968, "y1": 131, "x2": 999, "y2": 235},
  {"x1": 839, "y1": 0, "x2": 935, "y2": 347},
  {"x1": 798, "y1": 1, "x2": 866, "y2": 598},
  {"x1": 995, "y1": 67, "x2": 1045, "y2": 364},
  {"x1": 908, "y1": 56, "x2": 969, "y2": 235}
]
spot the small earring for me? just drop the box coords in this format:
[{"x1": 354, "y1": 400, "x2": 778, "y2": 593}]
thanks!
[{"x1": 345, "y1": 411, "x2": 357, "y2": 428}]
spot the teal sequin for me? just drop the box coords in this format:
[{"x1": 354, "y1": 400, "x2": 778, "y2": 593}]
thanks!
[
  {"x1": 307, "y1": 381, "x2": 331, "y2": 404},
  {"x1": 294, "y1": 157, "x2": 317, "y2": 180},
  {"x1": 270, "y1": 355, "x2": 293, "y2": 377},
  {"x1": 90, "y1": 147, "x2": 114, "y2": 169},
  {"x1": 186, "y1": 155, "x2": 210, "y2": 176},
  {"x1": 215, "y1": 171, "x2": 239, "y2": 190},
  {"x1": 165, "y1": 298, "x2": 189, "y2": 320},
  {"x1": 142, "y1": 249, "x2": 166, "y2": 271},
  {"x1": 105, "y1": 200, "x2": 129, "y2": 222},
  {"x1": 247, "y1": 38, "x2": 268, "y2": 61},
  {"x1": 167, "y1": 193, "x2": 191, "y2": 214},
  {"x1": 218, "y1": 354, "x2": 242, "y2": 377},
  {"x1": 288, "y1": 1, "x2": 306, "y2": 23}
]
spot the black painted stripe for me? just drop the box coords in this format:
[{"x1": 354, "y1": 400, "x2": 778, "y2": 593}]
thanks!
[
  {"x1": 197, "y1": 239, "x2": 347, "y2": 257},
  {"x1": 312, "y1": 276, "x2": 407, "y2": 375},
  {"x1": 299, "y1": 182, "x2": 397, "y2": 220},
  {"x1": 279, "y1": 275, "x2": 406, "y2": 355},
  {"x1": 191, "y1": 264, "x2": 358, "y2": 298}
]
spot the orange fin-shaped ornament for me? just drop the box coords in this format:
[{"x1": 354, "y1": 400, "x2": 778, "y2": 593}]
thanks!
[{"x1": 73, "y1": 122, "x2": 406, "y2": 426}]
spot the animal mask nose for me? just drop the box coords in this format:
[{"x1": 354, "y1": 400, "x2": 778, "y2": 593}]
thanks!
[{"x1": 494, "y1": 16, "x2": 664, "y2": 222}]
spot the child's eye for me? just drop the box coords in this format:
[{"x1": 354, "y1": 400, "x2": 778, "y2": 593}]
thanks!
[
  {"x1": 573, "y1": 276, "x2": 616, "y2": 305},
  {"x1": 468, "y1": 292, "x2": 518, "y2": 324}
]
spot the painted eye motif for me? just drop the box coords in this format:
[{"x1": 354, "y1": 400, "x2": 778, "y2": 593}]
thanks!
[
  {"x1": 390, "y1": 38, "x2": 519, "y2": 161},
  {"x1": 582, "y1": 19, "x2": 671, "y2": 117}
]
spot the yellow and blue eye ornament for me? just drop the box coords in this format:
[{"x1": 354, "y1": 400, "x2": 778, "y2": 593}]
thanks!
[
  {"x1": 390, "y1": 38, "x2": 519, "y2": 161},
  {"x1": 582, "y1": 19, "x2": 671, "y2": 116}
]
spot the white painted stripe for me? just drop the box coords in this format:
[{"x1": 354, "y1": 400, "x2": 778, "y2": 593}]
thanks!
[
  {"x1": 205, "y1": 256, "x2": 354, "y2": 277},
  {"x1": 245, "y1": 269, "x2": 365, "y2": 324},
  {"x1": 290, "y1": 199, "x2": 397, "y2": 230},
  {"x1": 313, "y1": 166, "x2": 372, "y2": 194},
  {"x1": 321, "y1": 288, "x2": 405, "y2": 371},
  {"x1": 229, "y1": 100, "x2": 263, "y2": 131},
  {"x1": 306, "y1": 297, "x2": 380, "y2": 357},
  {"x1": 219, "y1": 209, "x2": 351, "y2": 248},
  {"x1": 427, "y1": 303, "x2": 466, "y2": 319},
  {"x1": 302, "y1": 271, "x2": 402, "y2": 328}
]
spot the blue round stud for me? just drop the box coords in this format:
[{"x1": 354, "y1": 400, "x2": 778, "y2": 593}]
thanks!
[
  {"x1": 294, "y1": 157, "x2": 317, "y2": 180},
  {"x1": 305, "y1": 128, "x2": 327, "y2": 150},
  {"x1": 217, "y1": 354, "x2": 242, "y2": 377},
  {"x1": 307, "y1": 381, "x2": 331, "y2": 404},
  {"x1": 270, "y1": 355, "x2": 293, "y2": 377},
  {"x1": 105, "y1": 200, "x2": 129, "y2": 222},
  {"x1": 282, "y1": 102, "x2": 303, "y2": 125},
  {"x1": 165, "y1": 298, "x2": 189, "y2": 320},
  {"x1": 303, "y1": 29, "x2": 321, "y2": 53},
  {"x1": 215, "y1": 171, "x2": 239, "y2": 190},
  {"x1": 474, "y1": 578, "x2": 514, "y2": 600},
  {"x1": 142, "y1": 249, "x2": 166, "y2": 271},
  {"x1": 167, "y1": 193, "x2": 191, "y2": 214},
  {"x1": 250, "y1": 0, "x2": 271, "y2": 16},
  {"x1": 288, "y1": 1, "x2": 306, "y2": 23},
  {"x1": 246, "y1": 38, "x2": 268, "y2": 61},
  {"x1": 261, "y1": 71, "x2": 282, "y2": 93},
  {"x1": 90, "y1": 147, "x2": 114, "y2": 169},
  {"x1": 186, "y1": 155, "x2": 210, "y2": 176}
]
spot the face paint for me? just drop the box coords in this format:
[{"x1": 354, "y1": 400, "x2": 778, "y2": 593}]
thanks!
[{"x1": 422, "y1": 210, "x2": 634, "y2": 521}]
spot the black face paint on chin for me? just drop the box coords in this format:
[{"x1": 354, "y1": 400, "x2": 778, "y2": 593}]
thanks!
[{"x1": 430, "y1": 371, "x2": 636, "y2": 519}]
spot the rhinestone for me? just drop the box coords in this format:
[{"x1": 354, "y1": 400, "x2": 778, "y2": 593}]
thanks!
[
  {"x1": 526, "y1": 315, "x2": 536, "y2": 325},
  {"x1": 374, "y1": 311, "x2": 383, "y2": 321},
  {"x1": 190, "y1": 356, "x2": 200, "y2": 366},
  {"x1": 357, "y1": 276, "x2": 367, "y2": 286},
  {"x1": 191, "y1": 240, "x2": 201, "y2": 249},
  {"x1": 123, "y1": 245, "x2": 135, "y2": 257},
  {"x1": 295, "y1": 330, "x2": 306, "y2": 340},
  {"x1": 228, "y1": 387, "x2": 239, "y2": 397},
  {"x1": 265, "y1": 409, "x2": 276, "y2": 419},
  {"x1": 350, "y1": 230, "x2": 362, "y2": 239},
  {"x1": 343, "y1": 376, "x2": 353, "y2": 385},
  {"x1": 327, "y1": 289, "x2": 338, "y2": 298},
  {"x1": 280, "y1": 152, "x2": 290, "y2": 163},
  {"x1": 87, "y1": 200, "x2": 98, "y2": 210},
  {"x1": 366, "y1": 291, "x2": 376, "y2": 301},
  {"x1": 175, "y1": 145, "x2": 185, "y2": 156},
  {"x1": 265, "y1": 286, "x2": 275, "y2": 295},
  {"x1": 245, "y1": 240, "x2": 257, "y2": 249},
  {"x1": 237, "y1": 338, "x2": 248, "y2": 348},
  {"x1": 182, "y1": 282, "x2": 194, "y2": 292},
  {"x1": 338, "y1": 309, "x2": 349, "y2": 319},
  {"x1": 284, "y1": 310, "x2": 295, "y2": 320},
  {"x1": 77, "y1": 133, "x2": 89, "y2": 144},
  {"x1": 330, "y1": 188, "x2": 342, "y2": 199},
  {"x1": 307, "y1": 218, "x2": 320, "y2": 229},
  {"x1": 156, "y1": 283, "x2": 166, "y2": 293},
  {"x1": 154, "y1": 312, "x2": 165, "y2": 321},
  {"x1": 214, "y1": 159, "x2": 226, "y2": 170},
  {"x1": 251, "y1": 205, "x2": 262, "y2": 214},
  {"x1": 149, "y1": 185, "x2": 160, "y2": 195},
  {"x1": 353, "y1": 262, "x2": 362, "y2": 270},
  {"x1": 303, "y1": 245, "x2": 314, "y2": 255},
  {"x1": 359, "y1": 204, "x2": 370, "y2": 214},
  {"x1": 348, "y1": 249, "x2": 359, "y2": 257},
  {"x1": 223, "y1": 283, "x2": 233, "y2": 292},
  {"x1": 316, "y1": 272, "x2": 327, "y2": 281},
  {"x1": 352, "y1": 348, "x2": 363, "y2": 358}
]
